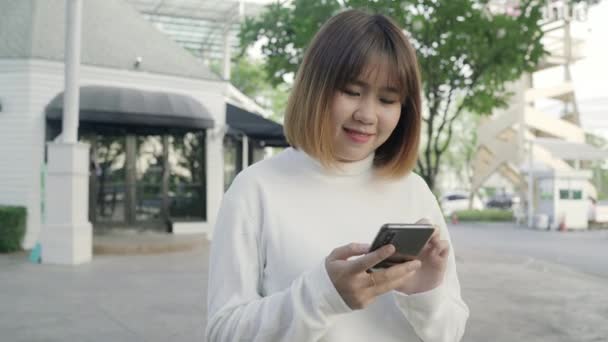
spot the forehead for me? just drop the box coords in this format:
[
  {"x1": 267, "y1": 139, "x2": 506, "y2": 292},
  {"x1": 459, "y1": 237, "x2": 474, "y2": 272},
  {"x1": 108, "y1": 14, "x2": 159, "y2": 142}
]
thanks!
[
  {"x1": 359, "y1": 58, "x2": 397, "y2": 87},
  {"x1": 348, "y1": 53, "x2": 403, "y2": 93}
]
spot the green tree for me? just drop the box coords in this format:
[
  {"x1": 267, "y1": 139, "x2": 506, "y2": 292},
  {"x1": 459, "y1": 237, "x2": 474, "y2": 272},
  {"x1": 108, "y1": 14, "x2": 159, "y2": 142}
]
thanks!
[
  {"x1": 239, "y1": 0, "x2": 589, "y2": 191},
  {"x1": 211, "y1": 57, "x2": 289, "y2": 121},
  {"x1": 239, "y1": 0, "x2": 341, "y2": 87},
  {"x1": 440, "y1": 110, "x2": 481, "y2": 193}
]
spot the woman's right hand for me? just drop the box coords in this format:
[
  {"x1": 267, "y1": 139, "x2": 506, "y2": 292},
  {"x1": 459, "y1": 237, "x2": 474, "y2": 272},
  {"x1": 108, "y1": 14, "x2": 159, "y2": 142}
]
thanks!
[{"x1": 325, "y1": 243, "x2": 421, "y2": 310}]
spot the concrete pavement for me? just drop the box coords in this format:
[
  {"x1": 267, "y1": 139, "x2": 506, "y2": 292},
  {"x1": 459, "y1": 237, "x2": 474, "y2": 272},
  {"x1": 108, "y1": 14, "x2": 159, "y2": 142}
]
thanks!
[
  {"x1": 0, "y1": 242, "x2": 210, "y2": 342},
  {"x1": 1, "y1": 224, "x2": 607, "y2": 341},
  {"x1": 449, "y1": 222, "x2": 608, "y2": 278},
  {"x1": 458, "y1": 249, "x2": 608, "y2": 342}
]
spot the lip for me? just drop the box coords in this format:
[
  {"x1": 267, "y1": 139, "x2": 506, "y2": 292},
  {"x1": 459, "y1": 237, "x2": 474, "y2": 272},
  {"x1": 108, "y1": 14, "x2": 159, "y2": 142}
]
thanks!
[{"x1": 343, "y1": 127, "x2": 375, "y2": 144}]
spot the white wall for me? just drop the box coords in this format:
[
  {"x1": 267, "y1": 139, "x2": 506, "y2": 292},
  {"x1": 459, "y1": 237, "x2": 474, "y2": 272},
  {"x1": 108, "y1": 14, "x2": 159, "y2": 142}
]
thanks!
[
  {"x1": 536, "y1": 178, "x2": 555, "y2": 216},
  {"x1": 554, "y1": 178, "x2": 589, "y2": 230},
  {"x1": 0, "y1": 60, "x2": 45, "y2": 248},
  {"x1": 0, "y1": 59, "x2": 227, "y2": 248}
]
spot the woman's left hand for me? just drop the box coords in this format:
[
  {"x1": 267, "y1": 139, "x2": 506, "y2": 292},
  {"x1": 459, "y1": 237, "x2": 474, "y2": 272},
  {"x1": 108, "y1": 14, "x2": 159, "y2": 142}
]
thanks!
[{"x1": 396, "y1": 219, "x2": 449, "y2": 295}]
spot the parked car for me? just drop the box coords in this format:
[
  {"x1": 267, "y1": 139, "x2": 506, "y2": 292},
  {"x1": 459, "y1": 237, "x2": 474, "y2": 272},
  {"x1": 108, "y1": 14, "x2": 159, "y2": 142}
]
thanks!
[
  {"x1": 440, "y1": 191, "x2": 483, "y2": 216},
  {"x1": 486, "y1": 193, "x2": 519, "y2": 210}
]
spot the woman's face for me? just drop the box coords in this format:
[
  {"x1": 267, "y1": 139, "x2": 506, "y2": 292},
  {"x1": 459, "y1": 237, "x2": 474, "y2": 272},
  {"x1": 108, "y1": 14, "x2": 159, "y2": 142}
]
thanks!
[{"x1": 329, "y1": 61, "x2": 402, "y2": 163}]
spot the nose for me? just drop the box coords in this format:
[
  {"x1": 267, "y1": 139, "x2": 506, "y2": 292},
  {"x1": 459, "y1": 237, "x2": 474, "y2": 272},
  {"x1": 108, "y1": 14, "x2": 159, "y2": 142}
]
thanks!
[{"x1": 352, "y1": 96, "x2": 377, "y2": 125}]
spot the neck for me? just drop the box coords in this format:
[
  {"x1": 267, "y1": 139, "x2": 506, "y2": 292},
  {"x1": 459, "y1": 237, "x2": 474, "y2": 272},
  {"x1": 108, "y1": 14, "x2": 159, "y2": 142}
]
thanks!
[{"x1": 292, "y1": 148, "x2": 375, "y2": 178}]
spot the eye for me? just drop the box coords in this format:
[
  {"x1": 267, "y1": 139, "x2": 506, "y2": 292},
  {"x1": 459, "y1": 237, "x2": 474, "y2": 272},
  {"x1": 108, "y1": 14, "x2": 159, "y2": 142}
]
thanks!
[
  {"x1": 379, "y1": 98, "x2": 397, "y2": 105},
  {"x1": 342, "y1": 88, "x2": 360, "y2": 97}
]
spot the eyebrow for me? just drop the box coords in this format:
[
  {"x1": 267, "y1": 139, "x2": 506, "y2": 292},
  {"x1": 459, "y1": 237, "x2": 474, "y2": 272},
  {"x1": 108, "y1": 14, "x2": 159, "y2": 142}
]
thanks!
[{"x1": 350, "y1": 80, "x2": 400, "y2": 94}]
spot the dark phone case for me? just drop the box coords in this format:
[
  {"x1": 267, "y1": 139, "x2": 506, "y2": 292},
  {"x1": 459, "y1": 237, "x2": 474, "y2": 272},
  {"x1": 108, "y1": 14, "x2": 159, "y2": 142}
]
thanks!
[{"x1": 369, "y1": 223, "x2": 435, "y2": 269}]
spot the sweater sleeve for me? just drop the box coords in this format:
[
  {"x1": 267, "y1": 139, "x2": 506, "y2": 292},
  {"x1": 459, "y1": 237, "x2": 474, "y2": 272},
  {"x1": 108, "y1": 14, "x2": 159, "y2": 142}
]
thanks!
[
  {"x1": 205, "y1": 177, "x2": 352, "y2": 342},
  {"x1": 393, "y1": 177, "x2": 469, "y2": 342}
]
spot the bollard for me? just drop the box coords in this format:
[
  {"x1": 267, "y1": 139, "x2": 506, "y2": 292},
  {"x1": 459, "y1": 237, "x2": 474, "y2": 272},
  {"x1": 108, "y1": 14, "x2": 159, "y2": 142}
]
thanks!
[{"x1": 29, "y1": 243, "x2": 42, "y2": 263}]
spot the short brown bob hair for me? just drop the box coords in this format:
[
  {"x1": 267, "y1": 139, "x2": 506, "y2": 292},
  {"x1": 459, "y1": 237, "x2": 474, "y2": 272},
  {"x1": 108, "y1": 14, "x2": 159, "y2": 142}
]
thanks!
[{"x1": 283, "y1": 9, "x2": 422, "y2": 179}]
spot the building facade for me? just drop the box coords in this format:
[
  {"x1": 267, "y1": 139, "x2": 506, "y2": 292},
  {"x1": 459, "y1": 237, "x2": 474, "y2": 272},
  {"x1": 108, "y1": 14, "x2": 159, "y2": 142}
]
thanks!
[{"x1": 0, "y1": 0, "x2": 286, "y2": 249}]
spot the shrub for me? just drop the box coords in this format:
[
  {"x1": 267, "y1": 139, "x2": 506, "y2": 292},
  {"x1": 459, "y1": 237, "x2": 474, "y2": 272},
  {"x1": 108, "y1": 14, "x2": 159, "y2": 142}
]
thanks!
[
  {"x1": 452, "y1": 209, "x2": 514, "y2": 222},
  {"x1": 0, "y1": 206, "x2": 27, "y2": 253}
]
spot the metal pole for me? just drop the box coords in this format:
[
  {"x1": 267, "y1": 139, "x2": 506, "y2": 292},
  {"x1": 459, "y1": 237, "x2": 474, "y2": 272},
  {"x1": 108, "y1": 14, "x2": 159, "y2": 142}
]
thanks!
[
  {"x1": 62, "y1": 0, "x2": 82, "y2": 143},
  {"x1": 527, "y1": 140, "x2": 534, "y2": 228}
]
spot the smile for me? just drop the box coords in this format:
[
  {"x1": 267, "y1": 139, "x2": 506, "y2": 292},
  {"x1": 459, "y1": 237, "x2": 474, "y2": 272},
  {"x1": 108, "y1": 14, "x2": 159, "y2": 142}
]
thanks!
[{"x1": 343, "y1": 127, "x2": 375, "y2": 143}]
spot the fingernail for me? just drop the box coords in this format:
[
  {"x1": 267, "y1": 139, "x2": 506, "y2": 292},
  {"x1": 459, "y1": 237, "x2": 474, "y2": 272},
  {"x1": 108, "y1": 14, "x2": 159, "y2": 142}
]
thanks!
[{"x1": 384, "y1": 244, "x2": 395, "y2": 256}]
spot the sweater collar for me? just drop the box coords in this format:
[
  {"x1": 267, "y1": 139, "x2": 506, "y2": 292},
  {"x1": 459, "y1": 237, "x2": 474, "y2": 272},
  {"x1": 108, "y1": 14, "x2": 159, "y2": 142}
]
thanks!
[{"x1": 290, "y1": 147, "x2": 374, "y2": 177}]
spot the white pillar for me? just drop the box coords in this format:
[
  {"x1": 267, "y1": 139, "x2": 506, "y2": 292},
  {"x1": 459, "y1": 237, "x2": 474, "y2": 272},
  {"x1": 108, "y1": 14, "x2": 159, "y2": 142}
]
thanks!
[
  {"x1": 242, "y1": 136, "x2": 249, "y2": 169},
  {"x1": 62, "y1": 0, "x2": 82, "y2": 144},
  {"x1": 41, "y1": 143, "x2": 92, "y2": 264},
  {"x1": 527, "y1": 140, "x2": 534, "y2": 228},
  {"x1": 41, "y1": 0, "x2": 92, "y2": 265},
  {"x1": 222, "y1": 28, "x2": 231, "y2": 81}
]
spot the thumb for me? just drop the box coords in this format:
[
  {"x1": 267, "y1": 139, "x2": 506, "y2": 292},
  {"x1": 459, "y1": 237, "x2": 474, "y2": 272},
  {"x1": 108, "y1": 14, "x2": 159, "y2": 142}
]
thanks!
[
  {"x1": 415, "y1": 218, "x2": 432, "y2": 225},
  {"x1": 327, "y1": 243, "x2": 370, "y2": 262}
]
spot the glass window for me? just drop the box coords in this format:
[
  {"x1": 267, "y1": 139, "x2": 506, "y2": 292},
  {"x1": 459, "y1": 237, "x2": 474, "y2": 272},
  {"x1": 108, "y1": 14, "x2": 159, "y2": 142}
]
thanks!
[
  {"x1": 572, "y1": 190, "x2": 583, "y2": 200},
  {"x1": 136, "y1": 135, "x2": 164, "y2": 221},
  {"x1": 168, "y1": 132, "x2": 206, "y2": 219},
  {"x1": 91, "y1": 135, "x2": 127, "y2": 224},
  {"x1": 559, "y1": 189, "x2": 570, "y2": 200},
  {"x1": 223, "y1": 135, "x2": 242, "y2": 191}
]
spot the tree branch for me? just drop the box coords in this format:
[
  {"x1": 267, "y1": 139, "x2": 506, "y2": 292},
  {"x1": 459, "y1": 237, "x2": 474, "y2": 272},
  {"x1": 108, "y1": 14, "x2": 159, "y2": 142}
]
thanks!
[
  {"x1": 417, "y1": 158, "x2": 426, "y2": 177},
  {"x1": 431, "y1": 84, "x2": 456, "y2": 157},
  {"x1": 438, "y1": 118, "x2": 457, "y2": 155}
]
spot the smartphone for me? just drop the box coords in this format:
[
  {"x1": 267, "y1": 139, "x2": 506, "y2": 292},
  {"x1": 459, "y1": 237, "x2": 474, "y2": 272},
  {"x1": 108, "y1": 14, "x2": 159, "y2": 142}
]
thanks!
[{"x1": 368, "y1": 223, "x2": 435, "y2": 270}]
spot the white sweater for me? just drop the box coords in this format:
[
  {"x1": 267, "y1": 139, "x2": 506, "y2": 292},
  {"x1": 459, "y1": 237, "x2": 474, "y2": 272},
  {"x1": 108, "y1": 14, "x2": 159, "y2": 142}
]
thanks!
[{"x1": 206, "y1": 147, "x2": 469, "y2": 342}]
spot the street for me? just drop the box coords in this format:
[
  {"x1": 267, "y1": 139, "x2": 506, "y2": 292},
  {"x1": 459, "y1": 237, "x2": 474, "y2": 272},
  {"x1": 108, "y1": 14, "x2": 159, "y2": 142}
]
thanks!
[
  {"x1": 449, "y1": 222, "x2": 608, "y2": 278},
  {"x1": 450, "y1": 222, "x2": 608, "y2": 342},
  {"x1": 0, "y1": 223, "x2": 607, "y2": 341}
]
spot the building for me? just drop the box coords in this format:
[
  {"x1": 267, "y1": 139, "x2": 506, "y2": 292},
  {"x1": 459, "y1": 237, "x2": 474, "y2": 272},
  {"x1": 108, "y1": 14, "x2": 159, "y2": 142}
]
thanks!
[
  {"x1": 0, "y1": 0, "x2": 286, "y2": 252},
  {"x1": 472, "y1": 16, "x2": 608, "y2": 229}
]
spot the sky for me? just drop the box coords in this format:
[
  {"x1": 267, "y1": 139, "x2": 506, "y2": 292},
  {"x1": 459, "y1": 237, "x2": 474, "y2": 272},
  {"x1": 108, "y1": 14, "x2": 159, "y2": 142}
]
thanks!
[{"x1": 570, "y1": 0, "x2": 608, "y2": 138}]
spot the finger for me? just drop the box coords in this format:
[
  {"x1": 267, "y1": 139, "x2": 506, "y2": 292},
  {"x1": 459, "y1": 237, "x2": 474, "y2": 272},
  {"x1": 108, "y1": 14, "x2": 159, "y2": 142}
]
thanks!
[
  {"x1": 418, "y1": 240, "x2": 433, "y2": 258},
  {"x1": 431, "y1": 226, "x2": 441, "y2": 239},
  {"x1": 419, "y1": 228, "x2": 440, "y2": 256},
  {"x1": 383, "y1": 259, "x2": 421, "y2": 280},
  {"x1": 327, "y1": 243, "x2": 370, "y2": 262},
  {"x1": 427, "y1": 240, "x2": 449, "y2": 261},
  {"x1": 349, "y1": 244, "x2": 395, "y2": 273},
  {"x1": 428, "y1": 230, "x2": 441, "y2": 248},
  {"x1": 372, "y1": 261, "x2": 421, "y2": 294},
  {"x1": 371, "y1": 260, "x2": 420, "y2": 285},
  {"x1": 415, "y1": 218, "x2": 432, "y2": 225},
  {"x1": 436, "y1": 240, "x2": 450, "y2": 258}
]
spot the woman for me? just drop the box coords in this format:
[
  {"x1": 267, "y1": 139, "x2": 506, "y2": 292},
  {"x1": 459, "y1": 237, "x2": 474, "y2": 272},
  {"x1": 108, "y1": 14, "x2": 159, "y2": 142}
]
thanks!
[{"x1": 206, "y1": 9, "x2": 469, "y2": 342}]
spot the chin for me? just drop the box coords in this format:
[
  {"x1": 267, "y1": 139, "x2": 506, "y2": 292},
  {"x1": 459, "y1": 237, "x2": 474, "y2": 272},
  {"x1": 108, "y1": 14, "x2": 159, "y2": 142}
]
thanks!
[{"x1": 336, "y1": 149, "x2": 373, "y2": 162}]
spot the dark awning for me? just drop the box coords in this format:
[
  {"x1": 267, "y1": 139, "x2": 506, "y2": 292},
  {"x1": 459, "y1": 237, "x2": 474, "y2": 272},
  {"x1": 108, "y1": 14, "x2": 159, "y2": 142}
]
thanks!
[
  {"x1": 46, "y1": 86, "x2": 215, "y2": 129},
  {"x1": 226, "y1": 103, "x2": 288, "y2": 147}
]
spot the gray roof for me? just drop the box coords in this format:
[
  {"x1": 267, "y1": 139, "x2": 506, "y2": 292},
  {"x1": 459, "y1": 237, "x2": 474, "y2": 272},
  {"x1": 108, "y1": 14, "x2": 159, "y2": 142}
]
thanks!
[
  {"x1": 125, "y1": 0, "x2": 269, "y2": 61},
  {"x1": 0, "y1": 0, "x2": 220, "y2": 81}
]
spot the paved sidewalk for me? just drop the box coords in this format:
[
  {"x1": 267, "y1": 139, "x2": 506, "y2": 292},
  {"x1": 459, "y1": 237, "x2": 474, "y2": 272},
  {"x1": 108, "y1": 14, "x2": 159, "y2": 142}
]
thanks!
[
  {"x1": 1, "y1": 230, "x2": 607, "y2": 341},
  {"x1": 0, "y1": 240, "x2": 210, "y2": 342}
]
